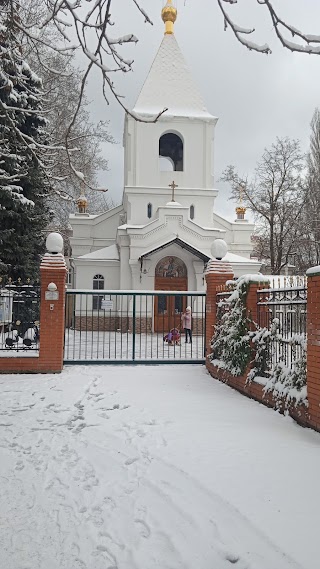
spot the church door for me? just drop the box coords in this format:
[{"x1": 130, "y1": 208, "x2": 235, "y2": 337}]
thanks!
[{"x1": 154, "y1": 256, "x2": 187, "y2": 333}]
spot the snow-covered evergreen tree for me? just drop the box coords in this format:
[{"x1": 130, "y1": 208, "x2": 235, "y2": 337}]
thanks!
[
  {"x1": 0, "y1": 6, "x2": 50, "y2": 279},
  {"x1": 210, "y1": 279, "x2": 252, "y2": 376}
]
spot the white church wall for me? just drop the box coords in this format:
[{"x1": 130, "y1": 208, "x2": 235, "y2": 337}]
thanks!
[
  {"x1": 125, "y1": 187, "x2": 218, "y2": 227},
  {"x1": 75, "y1": 261, "x2": 120, "y2": 292},
  {"x1": 70, "y1": 205, "x2": 124, "y2": 257}
]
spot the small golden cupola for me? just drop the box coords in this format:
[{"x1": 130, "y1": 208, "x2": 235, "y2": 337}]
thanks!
[
  {"x1": 235, "y1": 205, "x2": 247, "y2": 221},
  {"x1": 161, "y1": 0, "x2": 177, "y2": 35},
  {"x1": 235, "y1": 185, "x2": 247, "y2": 221},
  {"x1": 76, "y1": 183, "x2": 88, "y2": 214}
]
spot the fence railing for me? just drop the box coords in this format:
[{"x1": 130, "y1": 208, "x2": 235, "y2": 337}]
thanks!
[
  {"x1": 0, "y1": 278, "x2": 40, "y2": 353},
  {"x1": 216, "y1": 290, "x2": 233, "y2": 324},
  {"x1": 257, "y1": 284, "x2": 307, "y2": 371},
  {"x1": 64, "y1": 290, "x2": 206, "y2": 363}
]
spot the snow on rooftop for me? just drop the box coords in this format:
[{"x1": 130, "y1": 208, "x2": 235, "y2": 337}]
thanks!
[
  {"x1": 79, "y1": 244, "x2": 119, "y2": 261},
  {"x1": 165, "y1": 200, "x2": 182, "y2": 207},
  {"x1": 223, "y1": 252, "x2": 261, "y2": 265},
  {"x1": 133, "y1": 34, "x2": 215, "y2": 120}
]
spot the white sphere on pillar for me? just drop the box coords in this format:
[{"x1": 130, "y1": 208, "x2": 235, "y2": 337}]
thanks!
[
  {"x1": 211, "y1": 239, "x2": 228, "y2": 260},
  {"x1": 46, "y1": 232, "x2": 63, "y2": 254}
]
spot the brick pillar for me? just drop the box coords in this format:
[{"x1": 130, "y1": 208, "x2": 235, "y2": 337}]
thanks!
[
  {"x1": 0, "y1": 234, "x2": 67, "y2": 374},
  {"x1": 205, "y1": 259, "x2": 234, "y2": 358},
  {"x1": 306, "y1": 269, "x2": 320, "y2": 429},
  {"x1": 38, "y1": 250, "x2": 67, "y2": 373},
  {"x1": 245, "y1": 278, "x2": 270, "y2": 329}
]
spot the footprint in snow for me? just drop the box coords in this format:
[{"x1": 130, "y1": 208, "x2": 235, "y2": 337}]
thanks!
[
  {"x1": 15, "y1": 460, "x2": 24, "y2": 471},
  {"x1": 135, "y1": 518, "x2": 151, "y2": 539},
  {"x1": 136, "y1": 429, "x2": 146, "y2": 438},
  {"x1": 98, "y1": 412, "x2": 110, "y2": 420},
  {"x1": 103, "y1": 496, "x2": 116, "y2": 510},
  {"x1": 125, "y1": 457, "x2": 139, "y2": 466}
]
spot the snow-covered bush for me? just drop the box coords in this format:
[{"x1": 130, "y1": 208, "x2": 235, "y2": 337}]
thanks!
[
  {"x1": 247, "y1": 319, "x2": 279, "y2": 382},
  {"x1": 210, "y1": 278, "x2": 252, "y2": 376},
  {"x1": 249, "y1": 319, "x2": 307, "y2": 406},
  {"x1": 210, "y1": 278, "x2": 307, "y2": 407}
]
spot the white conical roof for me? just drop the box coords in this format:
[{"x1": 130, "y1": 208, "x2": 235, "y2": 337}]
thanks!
[{"x1": 133, "y1": 34, "x2": 215, "y2": 120}]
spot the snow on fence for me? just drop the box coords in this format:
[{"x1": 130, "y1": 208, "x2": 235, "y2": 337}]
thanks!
[
  {"x1": 256, "y1": 280, "x2": 307, "y2": 372},
  {"x1": 0, "y1": 277, "x2": 40, "y2": 354},
  {"x1": 215, "y1": 277, "x2": 307, "y2": 374}
]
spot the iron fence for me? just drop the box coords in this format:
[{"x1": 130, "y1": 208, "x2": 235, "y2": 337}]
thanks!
[
  {"x1": 216, "y1": 289, "x2": 233, "y2": 325},
  {"x1": 64, "y1": 290, "x2": 206, "y2": 364},
  {"x1": 257, "y1": 284, "x2": 307, "y2": 371},
  {"x1": 0, "y1": 278, "x2": 40, "y2": 353}
]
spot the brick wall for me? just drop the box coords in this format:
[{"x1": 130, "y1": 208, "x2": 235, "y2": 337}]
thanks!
[{"x1": 206, "y1": 361, "x2": 309, "y2": 427}]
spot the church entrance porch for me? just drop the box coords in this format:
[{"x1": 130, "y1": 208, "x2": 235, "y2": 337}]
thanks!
[{"x1": 64, "y1": 290, "x2": 206, "y2": 364}]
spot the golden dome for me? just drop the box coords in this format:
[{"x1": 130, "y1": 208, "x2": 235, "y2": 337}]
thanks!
[
  {"x1": 236, "y1": 206, "x2": 246, "y2": 214},
  {"x1": 161, "y1": 1, "x2": 177, "y2": 35},
  {"x1": 77, "y1": 195, "x2": 88, "y2": 214},
  {"x1": 236, "y1": 205, "x2": 246, "y2": 221}
]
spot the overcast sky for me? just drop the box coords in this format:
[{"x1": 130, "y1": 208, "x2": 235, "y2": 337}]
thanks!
[{"x1": 84, "y1": 0, "x2": 320, "y2": 221}]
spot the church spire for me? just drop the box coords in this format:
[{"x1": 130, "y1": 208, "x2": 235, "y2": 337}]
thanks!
[{"x1": 161, "y1": 1, "x2": 177, "y2": 35}]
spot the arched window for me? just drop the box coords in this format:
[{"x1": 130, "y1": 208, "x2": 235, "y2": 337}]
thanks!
[
  {"x1": 159, "y1": 132, "x2": 183, "y2": 172},
  {"x1": 190, "y1": 205, "x2": 195, "y2": 220},
  {"x1": 147, "y1": 203, "x2": 152, "y2": 219},
  {"x1": 93, "y1": 274, "x2": 104, "y2": 310}
]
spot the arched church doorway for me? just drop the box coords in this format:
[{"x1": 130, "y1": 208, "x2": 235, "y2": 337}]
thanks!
[{"x1": 154, "y1": 256, "x2": 187, "y2": 332}]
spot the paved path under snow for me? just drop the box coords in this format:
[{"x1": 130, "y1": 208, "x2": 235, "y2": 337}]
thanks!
[{"x1": 0, "y1": 365, "x2": 319, "y2": 569}]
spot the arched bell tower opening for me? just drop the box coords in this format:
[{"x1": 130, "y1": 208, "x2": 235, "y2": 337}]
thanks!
[
  {"x1": 159, "y1": 132, "x2": 183, "y2": 172},
  {"x1": 154, "y1": 256, "x2": 187, "y2": 332}
]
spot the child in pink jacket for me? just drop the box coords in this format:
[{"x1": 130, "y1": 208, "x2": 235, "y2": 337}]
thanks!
[{"x1": 181, "y1": 306, "x2": 192, "y2": 344}]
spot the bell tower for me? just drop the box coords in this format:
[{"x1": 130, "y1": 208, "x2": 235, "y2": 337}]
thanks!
[{"x1": 123, "y1": 1, "x2": 218, "y2": 227}]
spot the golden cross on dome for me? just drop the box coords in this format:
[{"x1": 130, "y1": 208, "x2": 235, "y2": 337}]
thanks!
[
  {"x1": 169, "y1": 180, "x2": 178, "y2": 202},
  {"x1": 239, "y1": 184, "x2": 245, "y2": 204}
]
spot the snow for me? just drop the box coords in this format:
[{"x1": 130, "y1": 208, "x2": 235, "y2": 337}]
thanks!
[
  {"x1": 236, "y1": 273, "x2": 270, "y2": 284},
  {"x1": 223, "y1": 252, "x2": 262, "y2": 268},
  {"x1": 79, "y1": 244, "x2": 120, "y2": 261},
  {"x1": 165, "y1": 200, "x2": 182, "y2": 206},
  {"x1": 0, "y1": 365, "x2": 319, "y2": 569},
  {"x1": 306, "y1": 265, "x2": 320, "y2": 276},
  {"x1": 64, "y1": 330, "x2": 204, "y2": 362}
]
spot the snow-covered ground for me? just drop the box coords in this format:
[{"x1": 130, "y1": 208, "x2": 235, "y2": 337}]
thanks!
[
  {"x1": 0, "y1": 365, "x2": 319, "y2": 569},
  {"x1": 64, "y1": 330, "x2": 205, "y2": 361}
]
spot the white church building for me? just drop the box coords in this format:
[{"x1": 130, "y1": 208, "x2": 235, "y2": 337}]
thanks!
[{"x1": 69, "y1": 1, "x2": 260, "y2": 305}]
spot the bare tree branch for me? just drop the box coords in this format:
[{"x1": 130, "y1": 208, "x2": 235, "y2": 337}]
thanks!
[{"x1": 217, "y1": 0, "x2": 320, "y2": 55}]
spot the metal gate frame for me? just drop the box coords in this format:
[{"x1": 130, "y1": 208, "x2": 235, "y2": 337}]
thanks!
[{"x1": 64, "y1": 290, "x2": 206, "y2": 365}]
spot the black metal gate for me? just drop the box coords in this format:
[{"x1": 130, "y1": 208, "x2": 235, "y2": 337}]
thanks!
[
  {"x1": 0, "y1": 278, "x2": 40, "y2": 353},
  {"x1": 64, "y1": 290, "x2": 206, "y2": 364}
]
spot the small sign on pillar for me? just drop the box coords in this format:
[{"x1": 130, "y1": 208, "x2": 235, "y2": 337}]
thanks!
[{"x1": 45, "y1": 290, "x2": 59, "y2": 301}]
